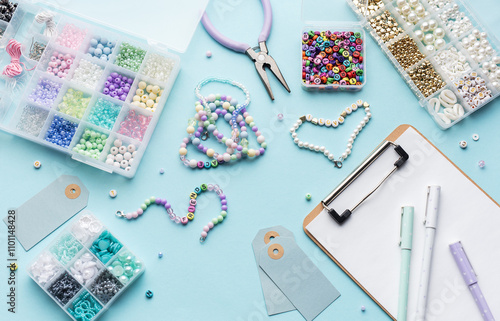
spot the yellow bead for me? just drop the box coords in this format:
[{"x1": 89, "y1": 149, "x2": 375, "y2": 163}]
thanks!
[
  {"x1": 245, "y1": 116, "x2": 254, "y2": 124},
  {"x1": 146, "y1": 85, "x2": 153, "y2": 93},
  {"x1": 195, "y1": 105, "x2": 203, "y2": 112},
  {"x1": 152, "y1": 85, "x2": 160, "y2": 94},
  {"x1": 187, "y1": 213, "x2": 194, "y2": 220},
  {"x1": 156, "y1": 97, "x2": 161, "y2": 103},
  {"x1": 187, "y1": 126, "x2": 195, "y2": 134},
  {"x1": 149, "y1": 92, "x2": 157, "y2": 100},
  {"x1": 141, "y1": 95, "x2": 148, "y2": 102},
  {"x1": 153, "y1": 103, "x2": 158, "y2": 109},
  {"x1": 131, "y1": 101, "x2": 141, "y2": 107},
  {"x1": 136, "y1": 89, "x2": 144, "y2": 96},
  {"x1": 139, "y1": 102, "x2": 146, "y2": 109},
  {"x1": 146, "y1": 99, "x2": 154, "y2": 107},
  {"x1": 179, "y1": 147, "x2": 187, "y2": 155},
  {"x1": 206, "y1": 148, "x2": 215, "y2": 157},
  {"x1": 222, "y1": 102, "x2": 230, "y2": 109},
  {"x1": 138, "y1": 81, "x2": 147, "y2": 89},
  {"x1": 247, "y1": 149, "x2": 256, "y2": 157},
  {"x1": 133, "y1": 95, "x2": 140, "y2": 102}
]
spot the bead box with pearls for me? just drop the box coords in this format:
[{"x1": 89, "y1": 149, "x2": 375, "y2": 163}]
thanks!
[
  {"x1": 347, "y1": 0, "x2": 500, "y2": 129},
  {"x1": 0, "y1": 1, "x2": 180, "y2": 177},
  {"x1": 28, "y1": 211, "x2": 145, "y2": 321}
]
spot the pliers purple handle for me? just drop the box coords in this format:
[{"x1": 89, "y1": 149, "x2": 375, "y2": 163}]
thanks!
[{"x1": 201, "y1": 0, "x2": 290, "y2": 100}]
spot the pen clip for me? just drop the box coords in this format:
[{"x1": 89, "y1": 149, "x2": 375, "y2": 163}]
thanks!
[
  {"x1": 460, "y1": 242, "x2": 478, "y2": 278},
  {"x1": 399, "y1": 207, "x2": 404, "y2": 246},
  {"x1": 423, "y1": 186, "x2": 430, "y2": 225}
]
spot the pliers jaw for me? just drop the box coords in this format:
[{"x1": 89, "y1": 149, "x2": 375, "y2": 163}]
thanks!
[{"x1": 246, "y1": 41, "x2": 291, "y2": 101}]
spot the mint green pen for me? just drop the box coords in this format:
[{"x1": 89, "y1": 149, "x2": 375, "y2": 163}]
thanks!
[{"x1": 397, "y1": 206, "x2": 414, "y2": 321}]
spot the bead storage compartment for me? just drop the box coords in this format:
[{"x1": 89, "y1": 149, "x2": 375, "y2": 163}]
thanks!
[
  {"x1": 346, "y1": 0, "x2": 500, "y2": 129},
  {"x1": 301, "y1": 24, "x2": 367, "y2": 91},
  {"x1": 28, "y1": 212, "x2": 145, "y2": 321},
  {"x1": 0, "y1": 2, "x2": 180, "y2": 177}
]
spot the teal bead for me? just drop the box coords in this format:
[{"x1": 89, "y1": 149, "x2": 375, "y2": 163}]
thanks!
[
  {"x1": 112, "y1": 265, "x2": 124, "y2": 277},
  {"x1": 124, "y1": 266, "x2": 133, "y2": 277}
]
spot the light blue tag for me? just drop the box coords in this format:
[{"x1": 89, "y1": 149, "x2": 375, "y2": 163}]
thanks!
[
  {"x1": 259, "y1": 237, "x2": 341, "y2": 321},
  {"x1": 252, "y1": 226, "x2": 296, "y2": 315},
  {"x1": 3, "y1": 175, "x2": 89, "y2": 251}
]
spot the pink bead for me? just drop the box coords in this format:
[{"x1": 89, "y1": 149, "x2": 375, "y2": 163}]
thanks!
[
  {"x1": 58, "y1": 54, "x2": 64, "y2": 60},
  {"x1": 217, "y1": 155, "x2": 223, "y2": 162},
  {"x1": 255, "y1": 131, "x2": 261, "y2": 136},
  {"x1": 181, "y1": 217, "x2": 188, "y2": 225},
  {"x1": 55, "y1": 59, "x2": 61, "y2": 65},
  {"x1": 201, "y1": 231, "x2": 208, "y2": 238},
  {"x1": 183, "y1": 137, "x2": 189, "y2": 144},
  {"x1": 226, "y1": 96, "x2": 232, "y2": 102},
  {"x1": 255, "y1": 150, "x2": 260, "y2": 156},
  {"x1": 236, "y1": 153, "x2": 242, "y2": 159},
  {"x1": 137, "y1": 208, "x2": 143, "y2": 215},
  {"x1": 213, "y1": 130, "x2": 219, "y2": 136},
  {"x1": 231, "y1": 143, "x2": 238, "y2": 149},
  {"x1": 180, "y1": 143, "x2": 186, "y2": 148},
  {"x1": 126, "y1": 213, "x2": 133, "y2": 219},
  {"x1": 241, "y1": 126, "x2": 247, "y2": 131},
  {"x1": 61, "y1": 61, "x2": 67, "y2": 69},
  {"x1": 208, "y1": 222, "x2": 214, "y2": 229},
  {"x1": 57, "y1": 72, "x2": 64, "y2": 78},
  {"x1": 243, "y1": 112, "x2": 249, "y2": 117},
  {"x1": 67, "y1": 59, "x2": 73, "y2": 65},
  {"x1": 64, "y1": 54, "x2": 72, "y2": 60},
  {"x1": 53, "y1": 68, "x2": 59, "y2": 74},
  {"x1": 48, "y1": 62, "x2": 56, "y2": 68},
  {"x1": 132, "y1": 211, "x2": 138, "y2": 218},
  {"x1": 203, "y1": 226, "x2": 209, "y2": 232},
  {"x1": 53, "y1": 51, "x2": 59, "y2": 56},
  {"x1": 46, "y1": 67, "x2": 52, "y2": 72}
]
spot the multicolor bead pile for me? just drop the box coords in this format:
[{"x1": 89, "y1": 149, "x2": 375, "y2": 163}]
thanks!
[
  {"x1": 29, "y1": 41, "x2": 46, "y2": 61},
  {"x1": 142, "y1": 53, "x2": 175, "y2": 82},
  {"x1": 105, "y1": 139, "x2": 137, "y2": 170},
  {"x1": 116, "y1": 184, "x2": 228, "y2": 243},
  {"x1": 50, "y1": 233, "x2": 84, "y2": 265},
  {"x1": 29, "y1": 77, "x2": 62, "y2": 107},
  {"x1": 55, "y1": 23, "x2": 87, "y2": 50},
  {"x1": 87, "y1": 36, "x2": 115, "y2": 61},
  {"x1": 58, "y1": 88, "x2": 91, "y2": 119},
  {"x1": 16, "y1": 105, "x2": 49, "y2": 136},
  {"x1": 47, "y1": 272, "x2": 82, "y2": 305},
  {"x1": 45, "y1": 116, "x2": 78, "y2": 148},
  {"x1": 117, "y1": 110, "x2": 151, "y2": 141},
  {"x1": 87, "y1": 98, "x2": 121, "y2": 130},
  {"x1": 89, "y1": 270, "x2": 123, "y2": 304},
  {"x1": 67, "y1": 291, "x2": 102, "y2": 321},
  {"x1": 107, "y1": 250, "x2": 143, "y2": 285},
  {"x1": 46, "y1": 51, "x2": 74, "y2": 78},
  {"x1": 114, "y1": 42, "x2": 146, "y2": 72},
  {"x1": 69, "y1": 252, "x2": 103, "y2": 285},
  {"x1": 0, "y1": 0, "x2": 17, "y2": 23},
  {"x1": 72, "y1": 59, "x2": 104, "y2": 89},
  {"x1": 454, "y1": 72, "x2": 492, "y2": 109},
  {"x1": 131, "y1": 80, "x2": 162, "y2": 111},
  {"x1": 71, "y1": 213, "x2": 103, "y2": 244},
  {"x1": 29, "y1": 252, "x2": 62, "y2": 285},
  {"x1": 72, "y1": 128, "x2": 108, "y2": 159},
  {"x1": 102, "y1": 72, "x2": 133, "y2": 101},
  {"x1": 90, "y1": 230, "x2": 122, "y2": 264},
  {"x1": 301, "y1": 30, "x2": 364, "y2": 86}
]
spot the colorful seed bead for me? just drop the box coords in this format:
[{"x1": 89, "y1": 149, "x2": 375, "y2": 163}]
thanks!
[
  {"x1": 89, "y1": 270, "x2": 123, "y2": 304},
  {"x1": 142, "y1": 53, "x2": 175, "y2": 82},
  {"x1": 107, "y1": 249, "x2": 143, "y2": 285},
  {"x1": 105, "y1": 139, "x2": 137, "y2": 171},
  {"x1": 131, "y1": 80, "x2": 162, "y2": 112},
  {"x1": 29, "y1": 77, "x2": 62, "y2": 107},
  {"x1": 16, "y1": 105, "x2": 49, "y2": 136},
  {"x1": 72, "y1": 128, "x2": 108, "y2": 160},
  {"x1": 117, "y1": 110, "x2": 151, "y2": 142},
  {"x1": 114, "y1": 42, "x2": 146, "y2": 72},
  {"x1": 69, "y1": 252, "x2": 103, "y2": 285},
  {"x1": 58, "y1": 88, "x2": 91, "y2": 119},
  {"x1": 71, "y1": 214, "x2": 103, "y2": 244},
  {"x1": 30, "y1": 252, "x2": 62, "y2": 285},
  {"x1": 302, "y1": 30, "x2": 364, "y2": 86},
  {"x1": 90, "y1": 230, "x2": 123, "y2": 264},
  {"x1": 47, "y1": 272, "x2": 82, "y2": 305},
  {"x1": 46, "y1": 50, "x2": 74, "y2": 78},
  {"x1": 87, "y1": 36, "x2": 115, "y2": 61},
  {"x1": 45, "y1": 115, "x2": 78, "y2": 148},
  {"x1": 49, "y1": 233, "x2": 83, "y2": 265},
  {"x1": 55, "y1": 23, "x2": 87, "y2": 50},
  {"x1": 102, "y1": 72, "x2": 132, "y2": 101},
  {"x1": 87, "y1": 98, "x2": 121, "y2": 130},
  {"x1": 67, "y1": 291, "x2": 102, "y2": 321},
  {"x1": 72, "y1": 59, "x2": 104, "y2": 89}
]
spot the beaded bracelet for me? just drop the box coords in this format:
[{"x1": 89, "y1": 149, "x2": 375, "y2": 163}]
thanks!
[
  {"x1": 116, "y1": 184, "x2": 227, "y2": 243},
  {"x1": 179, "y1": 77, "x2": 267, "y2": 169},
  {"x1": 290, "y1": 100, "x2": 372, "y2": 168}
]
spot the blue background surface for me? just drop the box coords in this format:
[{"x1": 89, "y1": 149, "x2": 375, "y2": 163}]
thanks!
[{"x1": 1, "y1": 0, "x2": 499, "y2": 320}]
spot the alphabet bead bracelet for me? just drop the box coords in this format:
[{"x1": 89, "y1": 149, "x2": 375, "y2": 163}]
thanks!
[
  {"x1": 116, "y1": 184, "x2": 228, "y2": 243},
  {"x1": 179, "y1": 77, "x2": 267, "y2": 169},
  {"x1": 290, "y1": 100, "x2": 371, "y2": 168}
]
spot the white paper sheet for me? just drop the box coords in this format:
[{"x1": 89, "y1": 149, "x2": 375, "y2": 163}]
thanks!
[{"x1": 306, "y1": 127, "x2": 500, "y2": 321}]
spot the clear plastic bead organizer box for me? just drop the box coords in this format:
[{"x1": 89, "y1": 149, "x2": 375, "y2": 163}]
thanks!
[
  {"x1": 0, "y1": 0, "x2": 212, "y2": 177},
  {"x1": 347, "y1": 0, "x2": 500, "y2": 129},
  {"x1": 28, "y1": 212, "x2": 145, "y2": 321}
]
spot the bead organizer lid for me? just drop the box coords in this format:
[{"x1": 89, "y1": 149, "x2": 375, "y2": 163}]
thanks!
[
  {"x1": 0, "y1": 1, "x2": 181, "y2": 177},
  {"x1": 28, "y1": 211, "x2": 145, "y2": 321},
  {"x1": 346, "y1": 0, "x2": 500, "y2": 129}
]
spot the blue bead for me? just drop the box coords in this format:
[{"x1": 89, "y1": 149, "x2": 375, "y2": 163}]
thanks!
[
  {"x1": 100, "y1": 37, "x2": 108, "y2": 45},
  {"x1": 100, "y1": 54, "x2": 108, "y2": 61},
  {"x1": 90, "y1": 39, "x2": 98, "y2": 46},
  {"x1": 94, "y1": 48, "x2": 102, "y2": 57},
  {"x1": 107, "y1": 41, "x2": 114, "y2": 48},
  {"x1": 88, "y1": 47, "x2": 95, "y2": 54},
  {"x1": 97, "y1": 44, "x2": 104, "y2": 50},
  {"x1": 103, "y1": 47, "x2": 111, "y2": 55}
]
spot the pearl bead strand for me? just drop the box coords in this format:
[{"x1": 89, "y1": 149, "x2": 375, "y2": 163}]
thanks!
[{"x1": 290, "y1": 100, "x2": 371, "y2": 168}]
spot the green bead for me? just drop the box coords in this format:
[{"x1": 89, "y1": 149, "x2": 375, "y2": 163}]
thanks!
[
  {"x1": 221, "y1": 211, "x2": 227, "y2": 218},
  {"x1": 217, "y1": 215, "x2": 223, "y2": 222},
  {"x1": 242, "y1": 148, "x2": 248, "y2": 154},
  {"x1": 144, "y1": 199, "x2": 151, "y2": 206},
  {"x1": 261, "y1": 142, "x2": 267, "y2": 149},
  {"x1": 212, "y1": 218, "x2": 218, "y2": 225},
  {"x1": 231, "y1": 155, "x2": 237, "y2": 161},
  {"x1": 249, "y1": 122, "x2": 255, "y2": 127},
  {"x1": 150, "y1": 196, "x2": 156, "y2": 202},
  {"x1": 141, "y1": 204, "x2": 147, "y2": 210}
]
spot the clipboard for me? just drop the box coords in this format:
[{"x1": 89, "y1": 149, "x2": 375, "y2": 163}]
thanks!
[{"x1": 303, "y1": 124, "x2": 500, "y2": 321}]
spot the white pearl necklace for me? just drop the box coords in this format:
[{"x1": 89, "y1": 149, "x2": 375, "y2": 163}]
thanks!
[{"x1": 289, "y1": 100, "x2": 371, "y2": 168}]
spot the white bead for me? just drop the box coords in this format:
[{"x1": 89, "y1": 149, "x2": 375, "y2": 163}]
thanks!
[
  {"x1": 351, "y1": 133, "x2": 356, "y2": 139},
  {"x1": 360, "y1": 121, "x2": 366, "y2": 127},
  {"x1": 428, "y1": 19, "x2": 437, "y2": 30},
  {"x1": 357, "y1": 124, "x2": 362, "y2": 130},
  {"x1": 309, "y1": 144, "x2": 315, "y2": 150},
  {"x1": 414, "y1": 30, "x2": 424, "y2": 40},
  {"x1": 408, "y1": 12, "x2": 417, "y2": 23},
  {"x1": 304, "y1": 142, "x2": 309, "y2": 148},
  {"x1": 189, "y1": 159, "x2": 197, "y2": 168},
  {"x1": 421, "y1": 22, "x2": 430, "y2": 32},
  {"x1": 314, "y1": 145, "x2": 320, "y2": 151},
  {"x1": 320, "y1": 146, "x2": 325, "y2": 152},
  {"x1": 342, "y1": 152, "x2": 347, "y2": 159},
  {"x1": 366, "y1": 112, "x2": 372, "y2": 118},
  {"x1": 348, "y1": 138, "x2": 354, "y2": 144},
  {"x1": 290, "y1": 127, "x2": 295, "y2": 133},
  {"x1": 324, "y1": 150, "x2": 329, "y2": 156},
  {"x1": 354, "y1": 128, "x2": 359, "y2": 134},
  {"x1": 424, "y1": 33, "x2": 435, "y2": 45},
  {"x1": 346, "y1": 149, "x2": 351, "y2": 155},
  {"x1": 298, "y1": 141, "x2": 304, "y2": 147},
  {"x1": 434, "y1": 28, "x2": 445, "y2": 39},
  {"x1": 292, "y1": 133, "x2": 297, "y2": 138},
  {"x1": 328, "y1": 153, "x2": 334, "y2": 160},
  {"x1": 434, "y1": 38, "x2": 446, "y2": 50},
  {"x1": 293, "y1": 124, "x2": 299, "y2": 129},
  {"x1": 294, "y1": 138, "x2": 299, "y2": 143},
  {"x1": 347, "y1": 143, "x2": 353, "y2": 149},
  {"x1": 363, "y1": 116, "x2": 369, "y2": 122}
]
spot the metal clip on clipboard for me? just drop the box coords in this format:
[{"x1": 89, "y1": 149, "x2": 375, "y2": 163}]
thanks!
[{"x1": 321, "y1": 141, "x2": 409, "y2": 224}]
